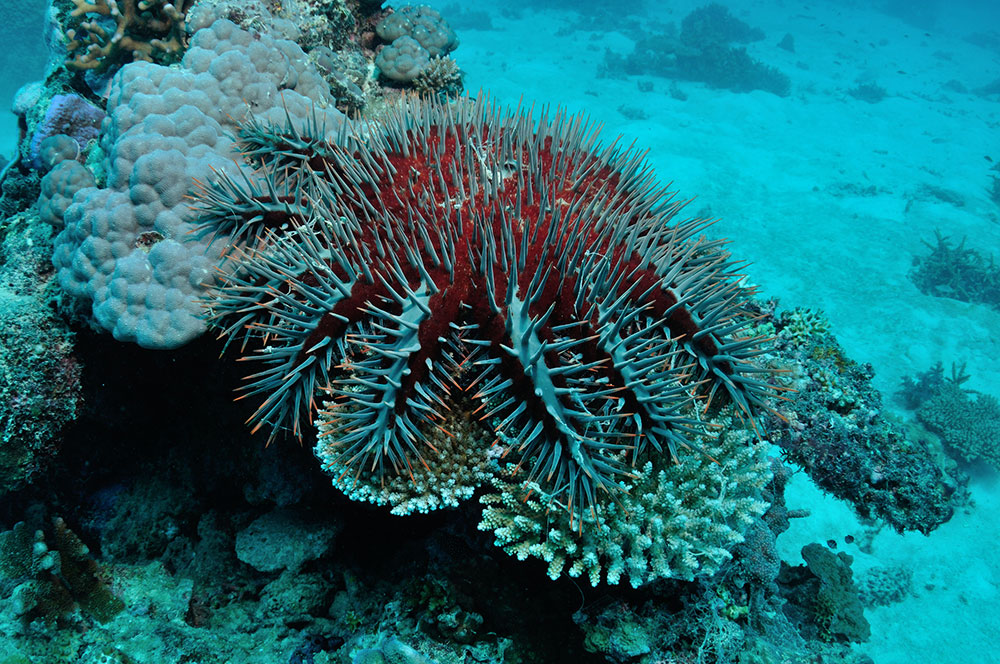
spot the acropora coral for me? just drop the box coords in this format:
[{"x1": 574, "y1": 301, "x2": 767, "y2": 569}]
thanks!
[
  {"x1": 190, "y1": 94, "x2": 780, "y2": 583},
  {"x1": 195, "y1": 95, "x2": 777, "y2": 513}
]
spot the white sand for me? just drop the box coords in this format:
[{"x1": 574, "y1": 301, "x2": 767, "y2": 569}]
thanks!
[{"x1": 452, "y1": 0, "x2": 1000, "y2": 662}]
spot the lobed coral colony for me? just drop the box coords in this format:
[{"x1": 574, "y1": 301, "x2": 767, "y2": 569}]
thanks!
[{"x1": 194, "y1": 96, "x2": 781, "y2": 584}]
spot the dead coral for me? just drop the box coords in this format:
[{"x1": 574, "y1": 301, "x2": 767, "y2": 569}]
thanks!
[
  {"x1": 64, "y1": 0, "x2": 193, "y2": 72},
  {"x1": 764, "y1": 303, "x2": 958, "y2": 534}
]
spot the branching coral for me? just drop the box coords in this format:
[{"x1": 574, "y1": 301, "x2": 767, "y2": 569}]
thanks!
[
  {"x1": 413, "y1": 56, "x2": 464, "y2": 97},
  {"x1": 64, "y1": 0, "x2": 193, "y2": 72},
  {"x1": 317, "y1": 394, "x2": 494, "y2": 515},
  {"x1": 193, "y1": 95, "x2": 779, "y2": 531},
  {"x1": 479, "y1": 421, "x2": 771, "y2": 587},
  {"x1": 918, "y1": 380, "x2": 1000, "y2": 468},
  {"x1": 909, "y1": 230, "x2": 1000, "y2": 311}
]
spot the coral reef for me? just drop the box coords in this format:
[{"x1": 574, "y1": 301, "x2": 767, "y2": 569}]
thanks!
[
  {"x1": 374, "y1": 5, "x2": 461, "y2": 89},
  {"x1": 318, "y1": 393, "x2": 494, "y2": 515},
  {"x1": 479, "y1": 424, "x2": 770, "y2": 587},
  {"x1": 63, "y1": 0, "x2": 193, "y2": 72},
  {"x1": 847, "y1": 81, "x2": 888, "y2": 103},
  {"x1": 778, "y1": 543, "x2": 870, "y2": 644},
  {"x1": 0, "y1": 5, "x2": 970, "y2": 662},
  {"x1": 763, "y1": 306, "x2": 958, "y2": 534},
  {"x1": 0, "y1": 211, "x2": 81, "y2": 497},
  {"x1": 25, "y1": 94, "x2": 106, "y2": 172},
  {"x1": 50, "y1": 17, "x2": 346, "y2": 348},
  {"x1": 0, "y1": 391, "x2": 871, "y2": 664},
  {"x1": 194, "y1": 96, "x2": 778, "y2": 564},
  {"x1": 988, "y1": 162, "x2": 1000, "y2": 212},
  {"x1": 0, "y1": 291, "x2": 80, "y2": 496},
  {"x1": 602, "y1": 4, "x2": 790, "y2": 97},
  {"x1": 376, "y1": 34, "x2": 432, "y2": 81},
  {"x1": 235, "y1": 508, "x2": 340, "y2": 573},
  {"x1": 572, "y1": 463, "x2": 868, "y2": 664},
  {"x1": 185, "y1": 0, "x2": 389, "y2": 112},
  {"x1": 901, "y1": 362, "x2": 1000, "y2": 468},
  {"x1": 680, "y1": 3, "x2": 765, "y2": 46},
  {"x1": 412, "y1": 55, "x2": 464, "y2": 97},
  {"x1": 909, "y1": 230, "x2": 1000, "y2": 311},
  {"x1": 376, "y1": 5, "x2": 458, "y2": 58},
  {"x1": 0, "y1": 518, "x2": 123, "y2": 628},
  {"x1": 45, "y1": 1, "x2": 466, "y2": 350},
  {"x1": 856, "y1": 564, "x2": 913, "y2": 607}
]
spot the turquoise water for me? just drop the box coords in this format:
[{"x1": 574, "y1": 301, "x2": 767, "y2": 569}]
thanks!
[
  {"x1": 0, "y1": 0, "x2": 48, "y2": 160},
  {"x1": 1, "y1": 1, "x2": 998, "y2": 662}
]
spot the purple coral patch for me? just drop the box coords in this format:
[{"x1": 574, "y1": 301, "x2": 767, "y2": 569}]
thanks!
[{"x1": 28, "y1": 94, "x2": 106, "y2": 171}]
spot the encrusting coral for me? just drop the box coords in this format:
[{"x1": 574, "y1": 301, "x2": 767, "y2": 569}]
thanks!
[{"x1": 0, "y1": 211, "x2": 82, "y2": 498}]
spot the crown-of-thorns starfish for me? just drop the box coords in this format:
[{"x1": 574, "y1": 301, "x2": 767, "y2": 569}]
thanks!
[{"x1": 193, "y1": 95, "x2": 779, "y2": 517}]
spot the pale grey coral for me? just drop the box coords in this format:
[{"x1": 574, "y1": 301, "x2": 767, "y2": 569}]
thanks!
[
  {"x1": 37, "y1": 135, "x2": 81, "y2": 172},
  {"x1": 376, "y1": 35, "x2": 432, "y2": 82},
  {"x1": 779, "y1": 308, "x2": 832, "y2": 346},
  {"x1": 51, "y1": 17, "x2": 345, "y2": 349},
  {"x1": 187, "y1": 0, "x2": 358, "y2": 49},
  {"x1": 38, "y1": 160, "x2": 95, "y2": 227},
  {"x1": 478, "y1": 421, "x2": 771, "y2": 588},
  {"x1": 375, "y1": 5, "x2": 459, "y2": 83},
  {"x1": 376, "y1": 5, "x2": 458, "y2": 57}
]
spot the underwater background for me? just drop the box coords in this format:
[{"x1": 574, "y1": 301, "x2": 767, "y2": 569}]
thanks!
[{"x1": 0, "y1": 0, "x2": 998, "y2": 663}]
